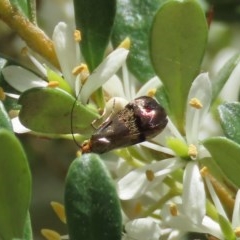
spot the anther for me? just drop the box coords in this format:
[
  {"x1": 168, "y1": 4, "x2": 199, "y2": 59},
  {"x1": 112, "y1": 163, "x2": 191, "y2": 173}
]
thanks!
[
  {"x1": 169, "y1": 203, "x2": 178, "y2": 216},
  {"x1": 48, "y1": 81, "x2": 60, "y2": 88},
  {"x1": 118, "y1": 37, "x2": 131, "y2": 49},
  {"x1": 74, "y1": 30, "x2": 81, "y2": 42},
  {"x1": 235, "y1": 227, "x2": 240, "y2": 237},
  {"x1": 200, "y1": 166, "x2": 208, "y2": 177},
  {"x1": 145, "y1": 169, "x2": 155, "y2": 181},
  {"x1": 41, "y1": 229, "x2": 61, "y2": 240},
  {"x1": 51, "y1": 201, "x2": 66, "y2": 223},
  {"x1": 72, "y1": 64, "x2": 89, "y2": 84},
  {"x1": 147, "y1": 88, "x2": 156, "y2": 98},
  {"x1": 134, "y1": 202, "x2": 142, "y2": 215},
  {"x1": 72, "y1": 63, "x2": 89, "y2": 75},
  {"x1": 0, "y1": 87, "x2": 6, "y2": 101},
  {"x1": 189, "y1": 98, "x2": 203, "y2": 109},
  {"x1": 188, "y1": 144, "x2": 198, "y2": 158}
]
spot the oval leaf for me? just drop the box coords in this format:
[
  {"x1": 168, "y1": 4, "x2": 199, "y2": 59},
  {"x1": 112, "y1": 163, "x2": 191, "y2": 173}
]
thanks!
[
  {"x1": 150, "y1": 0, "x2": 208, "y2": 129},
  {"x1": 18, "y1": 87, "x2": 99, "y2": 134},
  {"x1": 203, "y1": 137, "x2": 240, "y2": 187},
  {"x1": 73, "y1": 0, "x2": 116, "y2": 71},
  {"x1": 212, "y1": 53, "x2": 240, "y2": 103},
  {"x1": 0, "y1": 129, "x2": 31, "y2": 240},
  {"x1": 218, "y1": 102, "x2": 240, "y2": 144},
  {"x1": 65, "y1": 154, "x2": 122, "y2": 240},
  {"x1": 112, "y1": 0, "x2": 166, "y2": 82}
]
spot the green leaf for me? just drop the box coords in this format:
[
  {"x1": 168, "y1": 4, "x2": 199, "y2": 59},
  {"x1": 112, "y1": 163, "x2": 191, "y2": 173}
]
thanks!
[
  {"x1": 218, "y1": 214, "x2": 236, "y2": 240},
  {"x1": 65, "y1": 154, "x2": 122, "y2": 240},
  {"x1": 0, "y1": 129, "x2": 31, "y2": 240},
  {"x1": 112, "y1": 0, "x2": 167, "y2": 82},
  {"x1": 212, "y1": 53, "x2": 240, "y2": 103},
  {"x1": 73, "y1": 0, "x2": 116, "y2": 71},
  {"x1": 203, "y1": 137, "x2": 240, "y2": 187},
  {"x1": 150, "y1": 0, "x2": 208, "y2": 131},
  {"x1": 0, "y1": 101, "x2": 13, "y2": 131},
  {"x1": 218, "y1": 102, "x2": 240, "y2": 144},
  {"x1": 18, "y1": 87, "x2": 99, "y2": 135}
]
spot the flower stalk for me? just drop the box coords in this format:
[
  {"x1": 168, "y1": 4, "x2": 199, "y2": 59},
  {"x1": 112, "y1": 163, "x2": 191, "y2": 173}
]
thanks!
[{"x1": 0, "y1": 0, "x2": 59, "y2": 68}]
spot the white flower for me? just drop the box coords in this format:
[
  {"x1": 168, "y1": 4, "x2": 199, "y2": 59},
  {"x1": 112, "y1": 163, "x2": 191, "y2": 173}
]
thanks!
[
  {"x1": 2, "y1": 22, "x2": 129, "y2": 133},
  {"x1": 118, "y1": 73, "x2": 212, "y2": 201},
  {"x1": 205, "y1": 177, "x2": 240, "y2": 239},
  {"x1": 122, "y1": 218, "x2": 161, "y2": 240},
  {"x1": 159, "y1": 163, "x2": 223, "y2": 239}
]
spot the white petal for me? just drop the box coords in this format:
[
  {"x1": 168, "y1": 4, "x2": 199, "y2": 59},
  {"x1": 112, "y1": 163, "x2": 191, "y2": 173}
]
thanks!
[
  {"x1": 103, "y1": 75, "x2": 125, "y2": 98},
  {"x1": 12, "y1": 117, "x2": 30, "y2": 133},
  {"x1": 232, "y1": 190, "x2": 240, "y2": 228},
  {"x1": 125, "y1": 218, "x2": 161, "y2": 240},
  {"x1": 182, "y1": 162, "x2": 206, "y2": 224},
  {"x1": 80, "y1": 48, "x2": 129, "y2": 104},
  {"x1": 52, "y1": 22, "x2": 80, "y2": 88},
  {"x1": 103, "y1": 97, "x2": 128, "y2": 118},
  {"x1": 201, "y1": 216, "x2": 224, "y2": 239},
  {"x1": 186, "y1": 73, "x2": 212, "y2": 145},
  {"x1": 2, "y1": 66, "x2": 47, "y2": 92},
  {"x1": 205, "y1": 177, "x2": 227, "y2": 219},
  {"x1": 135, "y1": 76, "x2": 162, "y2": 98},
  {"x1": 118, "y1": 158, "x2": 183, "y2": 200}
]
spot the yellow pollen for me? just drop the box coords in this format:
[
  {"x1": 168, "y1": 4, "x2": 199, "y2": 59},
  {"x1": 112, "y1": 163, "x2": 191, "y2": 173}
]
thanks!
[
  {"x1": 74, "y1": 30, "x2": 81, "y2": 42},
  {"x1": 51, "y1": 201, "x2": 66, "y2": 223},
  {"x1": 169, "y1": 203, "x2": 178, "y2": 216},
  {"x1": 188, "y1": 144, "x2": 198, "y2": 158},
  {"x1": 8, "y1": 110, "x2": 19, "y2": 118},
  {"x1": 235, "y1": 227, "x2": 240, "y2": 237},
  {"x1": 200, "y1": 166, "x2": 208, "y2": 177},
  {"x1": 118, "y1": 37, "x2": 131, "y2": 49},
  {"x1": 48, "y1": 81, "x2": 60, "y2": 88},
  {"x1": 189, "y1": 98, "x2": 203, "y2": 109},
  {"x1": 76, "y1": 149, "x2": 82, "y2": 157},
  {"x1": 134, "y1": 202, "x2": 142, "y2": 215},
  {"x1": 145, "y1": 169, "x2": 155, "y2": 181},
  {"x1": 41, "y1": 229, "x2": 61, "y2": 240},
  {"x1": 147, "y1": 88, "x2": 156, "y2": 98},
  {"x1": 72, "y1": 64, "x2": 89, "y2": 76},
  {"x1": 0, "y1": 87, "x2": 6, "y2": 101},
  {"x1": 20, "y1": 47, "x2": 28, "y2": 56}
]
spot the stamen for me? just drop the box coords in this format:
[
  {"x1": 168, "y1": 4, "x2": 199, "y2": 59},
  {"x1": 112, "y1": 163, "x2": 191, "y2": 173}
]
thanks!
[
  {"x1": 51, "y1": 201, "x2": 66, "y2": 223},
  {"x1": 169, "y1": 203, "x2": 178, "y2": 216},
  {"x1": 76, "y1": 150, "x2": 82, "y2": 157},
  {"x1": 189, "y1": 98, "x2": 203, "y2": 109},
  {"x1": 145, "y1": 169, "x2": 155, "y2": 181},
  {"x1": 188, "y1": 144, "x2": 198, "y2": 158},
  {"x1": 118, "y1": 37, "x2": 131, "y2": 49},
  {"x1": 0, "y1": 87, "x2": 6, "y2": 101},
  {"x1": 134, "y1": 202, "x2": 142, "y2": 215},
  {"x1": 21, "y1": 47, "x2": 28, "y2": 56},
  {"x1": 74, "y1": 30, "x2": 81, "y2": 42},
  {"x1": 48, "y1": 81, "x2": 60, "y2": 88},
  {"x1": 41, "y1": 229, "x2": 61, "y2": 240},
  {"x1": 200, "y1": 166, "x2": 208, "y2": 177},
  {"x1": 147, "y1": 88, "x2": 156, "y2": 98},
  {"x1": 72, "y1": 64, "x2": 89, "y2": 84},
  {"x1": 235, "y1": 227, "x2": 240, "y2": 237}
]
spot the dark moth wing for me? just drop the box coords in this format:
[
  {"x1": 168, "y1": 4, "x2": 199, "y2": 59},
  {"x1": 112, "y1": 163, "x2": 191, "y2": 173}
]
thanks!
[{"x1": 82, "y1": 96, "x2": 168, "y2": 154}]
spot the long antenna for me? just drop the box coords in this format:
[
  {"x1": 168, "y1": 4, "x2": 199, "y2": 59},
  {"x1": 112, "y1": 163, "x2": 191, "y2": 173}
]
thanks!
[{"x1": 70, "y1": 87, "x2": 83, "y2": 149}]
